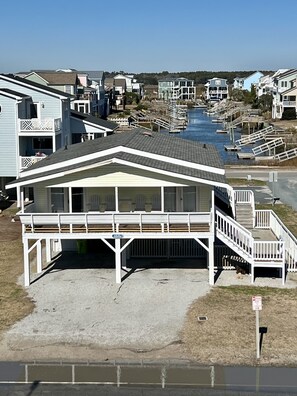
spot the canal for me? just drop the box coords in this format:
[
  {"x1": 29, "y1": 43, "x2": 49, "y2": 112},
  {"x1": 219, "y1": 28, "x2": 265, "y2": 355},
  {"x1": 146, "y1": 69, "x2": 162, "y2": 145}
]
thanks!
[{"x1": 162, "y1": 108, "x2": 258, "y2": 165}]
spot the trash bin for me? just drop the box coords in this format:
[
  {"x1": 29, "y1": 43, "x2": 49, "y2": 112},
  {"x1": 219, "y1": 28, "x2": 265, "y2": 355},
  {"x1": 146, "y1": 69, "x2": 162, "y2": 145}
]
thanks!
[{"x1": 77, "y1": 240, "x2": 87, "y2": 254}]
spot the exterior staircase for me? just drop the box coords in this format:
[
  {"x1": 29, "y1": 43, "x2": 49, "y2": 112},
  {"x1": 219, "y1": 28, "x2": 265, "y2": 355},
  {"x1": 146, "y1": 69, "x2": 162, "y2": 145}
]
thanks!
[
  {"x1": 214, "y1": 189, "x2": 294, "y2": 284},
  {"x1": 235, "y1": 203, "x2": 254, "y2": 229}
]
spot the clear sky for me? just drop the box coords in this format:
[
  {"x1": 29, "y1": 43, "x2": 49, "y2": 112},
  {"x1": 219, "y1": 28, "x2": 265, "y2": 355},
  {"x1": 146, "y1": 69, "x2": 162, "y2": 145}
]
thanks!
[{"x1": 1, "y1": 0, "x2": 297, "y2": 74}]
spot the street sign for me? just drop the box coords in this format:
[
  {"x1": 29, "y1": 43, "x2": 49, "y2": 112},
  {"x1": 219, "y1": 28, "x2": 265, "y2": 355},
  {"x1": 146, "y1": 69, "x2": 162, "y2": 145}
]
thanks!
[
  {"x1": 252, "y1": 295, "x2": 262, "y2": 311},
  {"x1": 112, "y1": 234, "x2": 124, "y2": 239}
]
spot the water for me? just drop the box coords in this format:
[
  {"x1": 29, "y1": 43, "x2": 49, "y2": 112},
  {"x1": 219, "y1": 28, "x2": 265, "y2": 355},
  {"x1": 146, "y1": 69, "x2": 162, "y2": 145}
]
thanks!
[{"x1": 162, "y1": 108, "x2": 254, "y2": 164}]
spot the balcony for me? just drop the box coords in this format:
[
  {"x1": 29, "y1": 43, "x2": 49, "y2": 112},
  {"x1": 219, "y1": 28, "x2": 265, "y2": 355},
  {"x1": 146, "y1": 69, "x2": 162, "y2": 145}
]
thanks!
[
  {"x1": 20, "y1": 155, "x2": 47, "y2": 171},
  {"x1": 19, "y1": 211, "x2": 212, "y2": 236},
  {"x1": 19, "y1": 118, "x2": 62, "y2": 133},
  {"x1": 283, "y1": 100, "x2": 296, "y2": 107}
]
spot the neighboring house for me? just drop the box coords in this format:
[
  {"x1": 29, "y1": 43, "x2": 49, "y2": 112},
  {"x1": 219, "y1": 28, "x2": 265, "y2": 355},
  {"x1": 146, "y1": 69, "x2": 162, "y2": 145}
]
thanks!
[
  {"x1": 158, "y1": 77, "x2": 196, "y2": 101},
  {"x1": 0, "y1": 73, "x2": 72, "y2": 195},
  {"x1": 6, "y1": 129, "x2": 294, "y2": 288},
  {"x1": 204, "y1": 78, "x2": 228, "y2": 102},
  {"x1": 24, "y1": 71, "x2": 93, "y2": 114},
  {"x1": 24, "y1": 71, "x2": 79, "y2": 95},
  {"x1": 0, "y1": 74, "x2": 117, "y2": 198},
  {"x1": 24, "y1": 70, "x2": 108, "y2": 117},
  {"x1": 272, "y1": 69, "x2": 297, "y2": 119},
  {"x1": 113, "y1": 77, "x2": 126, "y2": 110},
  {"x1": 233, "y1": 71, "x2": 264, "y2": 91},
  {"x1": 70, "y1": 110, "x2": 117, "y2": 143},
  {"x1": 78, "y1": 71, "x2": 108, "y2": 117},
  {"x1": 256, "y1": 74, "x2": 275, "y2": 97}
]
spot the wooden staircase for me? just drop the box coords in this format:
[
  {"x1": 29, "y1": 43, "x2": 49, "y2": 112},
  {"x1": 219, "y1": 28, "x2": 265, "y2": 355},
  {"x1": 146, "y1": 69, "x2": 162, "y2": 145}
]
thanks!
[{"x1": 235, "y1": 202, "x2": 254, "y2": 229}]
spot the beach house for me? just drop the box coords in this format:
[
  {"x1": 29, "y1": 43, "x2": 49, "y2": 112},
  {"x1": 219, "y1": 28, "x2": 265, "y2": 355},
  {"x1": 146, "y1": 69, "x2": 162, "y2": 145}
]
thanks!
[{"x1": 7, "y1": 129, "x2": 296, "y2": 287}]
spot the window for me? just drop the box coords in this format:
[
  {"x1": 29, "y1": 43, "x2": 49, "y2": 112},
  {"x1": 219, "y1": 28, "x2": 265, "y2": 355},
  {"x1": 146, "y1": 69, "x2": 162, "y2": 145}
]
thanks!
[
  {"x1": 30, "y1": 103, "x2": 38, "y2": 118},
  {"x1": 164, "y1": 187, "x2": 176, "y2": 212},
  {"x1": 33, "y1": 137, "x2": 52, "y2": 150},
  {"x1": 183, "y1": 187, "x2": 196, "y2": 212},
  {"x1": 51, "y1": 188, "x2": 64, "y2": 212}
]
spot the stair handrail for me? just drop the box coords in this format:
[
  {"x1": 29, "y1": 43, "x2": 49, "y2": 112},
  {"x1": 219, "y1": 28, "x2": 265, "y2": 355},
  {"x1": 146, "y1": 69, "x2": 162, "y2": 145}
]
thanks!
[{"x1": 216, "y1": 208, "x2": 253, "y2": 260}]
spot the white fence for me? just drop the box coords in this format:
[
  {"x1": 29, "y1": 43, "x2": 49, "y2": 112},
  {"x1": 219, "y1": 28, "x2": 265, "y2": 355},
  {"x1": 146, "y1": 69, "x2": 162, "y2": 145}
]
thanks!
[
  {"x1": 20, "y1": 156, "x2": 46, "y2": 170},
  {"x1": 19, "y1": 118, "x2": 61, "y2": 132}
]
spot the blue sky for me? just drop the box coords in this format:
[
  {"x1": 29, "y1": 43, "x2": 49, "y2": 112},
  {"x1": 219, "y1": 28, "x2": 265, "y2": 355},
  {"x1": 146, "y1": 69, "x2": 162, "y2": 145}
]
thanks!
[{"x1": 1, "y1": 0, "x2": 297, "y2": 73}]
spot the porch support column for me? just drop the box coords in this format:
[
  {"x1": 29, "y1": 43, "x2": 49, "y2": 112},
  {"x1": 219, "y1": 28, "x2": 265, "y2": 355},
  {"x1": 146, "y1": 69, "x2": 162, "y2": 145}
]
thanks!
[
  {"x1": 208, "y1": 236, "x2": 215, "y2": 286},
  {"x1": 36, "y1": 239, "x2": 42, "y2": 273},
  {"x1": 16, "y1": 186, "x2": 21, "y2": 208},
  {"x1": 46, "y1": 239, "x2": 51, "y2": 263},
  {"x1": 115, "y1": 238, "x2": 122, "y2": 284},
  {"x1": 23, "y1": 238, "x2": 30, "y2": 287},
  {"x1": 122, "y1": 243, "x2": 127, "y2": 270},
  {"x1": 251, "y1": 264, "x2": 255, "y2": 284}
]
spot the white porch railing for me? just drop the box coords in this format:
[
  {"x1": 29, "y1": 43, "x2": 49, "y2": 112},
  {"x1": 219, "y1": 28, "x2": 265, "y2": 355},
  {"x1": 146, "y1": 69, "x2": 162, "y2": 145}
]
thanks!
[
  {"x1": 216, "y1": 209, "x2": 253, "y2": 262},
  {"x1": 234, "y1": 189, "x2": 254, "y2": 204},
  {"x1": 255, "y1": 210, "x2": 297, "y2": 270},
  {"x1": 216, "y1": 209, "x2": 285, "y2": 266},
  {"x1": 19, "y1": 211, "x2": 211, "y2": 234},
  {"x1": 107, "y1": 118, "x2": 129, "y2": 126},
  {"x1": 20, "y1": 155, "x2": 47, "y2": 170},
  {"x1": 283, "y1": 100, "x2": 296, "y2": 106},
  {"x1": 19, "y1": 118, "x2": 62, "y2": 132}
]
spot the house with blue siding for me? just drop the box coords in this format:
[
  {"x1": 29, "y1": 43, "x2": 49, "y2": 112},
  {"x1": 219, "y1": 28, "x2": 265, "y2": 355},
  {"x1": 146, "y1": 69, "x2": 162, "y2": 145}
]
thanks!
[
  {"x1": 233, "y1": 71, "x2": 264, "y2": 91},
  {"x1": 205, "y1": 78, "x2": 228, "y2": 102},
  {"x1": 0, "y1": 74, "x2": 117, "y2": 200}
]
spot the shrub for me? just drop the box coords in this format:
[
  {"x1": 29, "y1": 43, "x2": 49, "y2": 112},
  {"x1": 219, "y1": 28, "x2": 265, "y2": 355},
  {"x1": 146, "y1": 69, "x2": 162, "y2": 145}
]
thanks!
[{"x1": 282, "y1": 108, "x2": 296, "y2": 120}]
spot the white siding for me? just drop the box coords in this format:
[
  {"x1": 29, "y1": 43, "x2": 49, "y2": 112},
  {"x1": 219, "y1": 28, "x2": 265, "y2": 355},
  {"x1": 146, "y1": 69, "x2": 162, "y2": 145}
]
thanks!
[
  {"x1": 33, "y1": 184, "x2": 50, "y2": 212},
  {"x1": 199, "y1": 185, "x2": 211, "y2": 211}
]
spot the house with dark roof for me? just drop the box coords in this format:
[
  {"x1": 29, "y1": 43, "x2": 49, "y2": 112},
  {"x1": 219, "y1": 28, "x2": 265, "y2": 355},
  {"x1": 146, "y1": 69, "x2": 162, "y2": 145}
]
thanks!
[
  {"x1": 7, "y1": 129, "x2": 295, "y2": 287},
  {"x1": 0, "y1": 74, "x2": 117, "y2": 200}
]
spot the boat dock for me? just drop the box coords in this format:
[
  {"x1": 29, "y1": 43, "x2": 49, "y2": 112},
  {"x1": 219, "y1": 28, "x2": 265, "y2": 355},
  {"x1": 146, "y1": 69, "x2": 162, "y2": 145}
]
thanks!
[
  {"x1": 224, "y1": 144, "x2": 241, "y2": 151},
  {"x1": 237, "y1": 152, "x2": 255, "y2": 160}
]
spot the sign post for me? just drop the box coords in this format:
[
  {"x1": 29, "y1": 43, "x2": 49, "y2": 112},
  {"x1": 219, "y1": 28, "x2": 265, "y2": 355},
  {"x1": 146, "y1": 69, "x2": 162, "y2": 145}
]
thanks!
[{"x1": 252, "y1": 296, "x2": 262, "y2": 359}]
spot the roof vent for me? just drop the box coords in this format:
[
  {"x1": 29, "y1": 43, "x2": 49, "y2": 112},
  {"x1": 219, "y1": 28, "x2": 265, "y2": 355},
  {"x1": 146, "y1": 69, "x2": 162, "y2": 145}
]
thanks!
[{"x1": 142, "y1": 131, "x2": 153, "y2": 137}]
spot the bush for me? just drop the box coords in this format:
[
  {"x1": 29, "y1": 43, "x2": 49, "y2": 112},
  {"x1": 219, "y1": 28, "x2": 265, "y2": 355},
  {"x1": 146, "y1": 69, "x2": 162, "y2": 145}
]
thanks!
[{"x1": 282, "y1": 108, "x2": 296, "y2": 120}]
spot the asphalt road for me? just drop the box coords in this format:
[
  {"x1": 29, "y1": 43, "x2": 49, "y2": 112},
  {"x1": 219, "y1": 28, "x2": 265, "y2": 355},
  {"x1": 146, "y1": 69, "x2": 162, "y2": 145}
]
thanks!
[{"x1": 225, "y1": 167, "x2": 297, "y2": 210}]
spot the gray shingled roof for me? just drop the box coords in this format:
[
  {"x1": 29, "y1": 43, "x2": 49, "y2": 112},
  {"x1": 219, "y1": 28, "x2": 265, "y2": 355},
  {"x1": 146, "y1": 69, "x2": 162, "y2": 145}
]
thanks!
[
  {"x1": 33, "y1": 72, "x2": 78, "y2": 85},
  {"x1": 0, "y1": 74, "x2": 74, "y2": 98},
  {"x1": 70, "y1": 110, "x2": 118, "y2": 130},
  {"x1": 0, "y1": 88, "x2": 30, "y2": 99},
  {"x1": 13, "y1": 129, "x2": 226, "y2": 186},
  {"x1": 80, "y1": 71, "x2": 104, "y2": 80}
]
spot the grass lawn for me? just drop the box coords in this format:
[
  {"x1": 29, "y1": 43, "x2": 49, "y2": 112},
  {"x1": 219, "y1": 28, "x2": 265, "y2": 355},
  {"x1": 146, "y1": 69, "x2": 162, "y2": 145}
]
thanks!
[
  {"x1": 0, "y1": 204, "x2": 34, "y2": 332},
  {"x1": 182, "y1": 285, "x2": 297, "y2": 366}
]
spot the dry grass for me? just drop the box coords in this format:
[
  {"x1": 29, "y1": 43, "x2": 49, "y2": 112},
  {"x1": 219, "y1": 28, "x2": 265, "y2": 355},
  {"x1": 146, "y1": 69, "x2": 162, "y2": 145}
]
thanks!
[
  {"x1": 181, "y1": 286, "x2": 297, "y2": 366},
  {"x1": 0, "y1": 204, "x2": 34, "y2": 332}
]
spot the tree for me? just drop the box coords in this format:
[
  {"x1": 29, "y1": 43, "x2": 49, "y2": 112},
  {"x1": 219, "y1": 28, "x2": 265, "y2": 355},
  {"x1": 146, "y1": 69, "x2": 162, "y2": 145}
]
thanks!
[{"x1": 258, "y1": 94, "x2": 273, "y2": 112}]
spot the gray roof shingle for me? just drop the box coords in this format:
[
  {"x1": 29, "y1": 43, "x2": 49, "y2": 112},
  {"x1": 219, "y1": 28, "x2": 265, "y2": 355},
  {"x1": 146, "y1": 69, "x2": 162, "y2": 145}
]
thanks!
[{"x1": 14, "y1": 129, "x2": 226, "y2": 186}]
